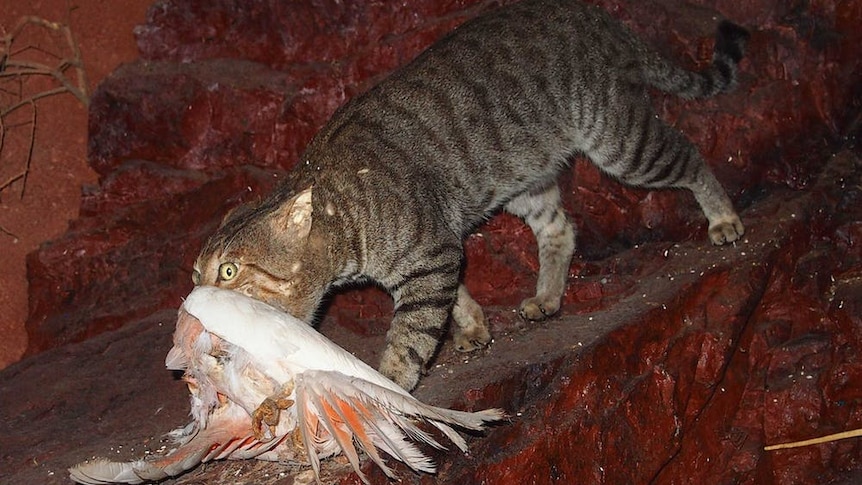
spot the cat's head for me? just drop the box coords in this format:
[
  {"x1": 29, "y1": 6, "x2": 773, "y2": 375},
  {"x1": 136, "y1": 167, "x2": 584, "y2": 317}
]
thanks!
[{"x1": 192, "y1": 186, "x2": 324, "y2": 319}]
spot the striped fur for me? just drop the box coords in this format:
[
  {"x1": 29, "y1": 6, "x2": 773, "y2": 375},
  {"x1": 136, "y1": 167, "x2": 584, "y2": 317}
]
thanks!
[{"x1": 194, "y1": 0, "x2": 749, "y2": 391}]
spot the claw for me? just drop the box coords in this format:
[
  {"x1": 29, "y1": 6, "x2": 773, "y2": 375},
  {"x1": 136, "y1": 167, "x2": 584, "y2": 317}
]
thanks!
[
  {"x1": 251, "y1": 381, "x2": 296, "y2": 441},
  {"x1": 251, "y1": 398, "x2": 276, "y2": 441},
  {"x1": 708, "y1": 215, "x2": 745, "y2": 246},
  {"x1": 252, "y1": 396, "x2": 296, "y2": 441}
]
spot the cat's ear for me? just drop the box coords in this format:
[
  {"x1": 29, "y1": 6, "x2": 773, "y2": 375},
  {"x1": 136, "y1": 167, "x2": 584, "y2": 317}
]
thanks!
[{"x1": 270, "y1": 186, "x2": 313, "y2": 240}]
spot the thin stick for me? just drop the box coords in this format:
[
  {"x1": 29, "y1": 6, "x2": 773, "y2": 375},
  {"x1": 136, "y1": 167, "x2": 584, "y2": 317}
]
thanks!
[
  {"x1": 764, "y1": 428, "x2": 862, "y2": 451},
  {"x1": 0, "y1": 223, "x2": 16, "y2": 238},
  {"x1": 0, "y1": 172, "x2": 25, "y2": 193},
  {"x1": 20, "y1": 98, "x2": 36, "y2": 199},
  {"x1": 0, "y1": 99, "x2": 37, "y2": 199},
  {"x1": 0, "y1": 11, "x2": 89, "y2": 211},
  {"x1": 1, "y1": 86, "x2": 68, "y2": 117},
  {"x1": 0, "y1": 100, "x2": 6, "y2": 161}
]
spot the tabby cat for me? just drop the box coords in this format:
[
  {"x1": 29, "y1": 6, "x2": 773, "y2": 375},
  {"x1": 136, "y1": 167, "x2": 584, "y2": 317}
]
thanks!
[{"x1": 193, "y1": 0, "x2": 749, "y2": 391}]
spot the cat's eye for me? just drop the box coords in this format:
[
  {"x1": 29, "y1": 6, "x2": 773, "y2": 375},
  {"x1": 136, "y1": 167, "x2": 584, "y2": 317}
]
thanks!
[
  {"x1": 218, "y1": 262, "x2": 239, "y2": 281},
  {"x1": 191, "y1": 270, "x2": 201, "y2": 286}
]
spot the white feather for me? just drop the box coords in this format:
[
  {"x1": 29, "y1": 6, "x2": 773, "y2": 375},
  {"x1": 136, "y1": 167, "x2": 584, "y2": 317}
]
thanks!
[{"x1": 68, "y1": 458, "x2": 166, "y2": 485}]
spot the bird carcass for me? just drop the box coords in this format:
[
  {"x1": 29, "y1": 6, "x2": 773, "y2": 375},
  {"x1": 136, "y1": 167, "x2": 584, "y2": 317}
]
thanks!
[{"x1": 69, "y1": 286, "x2": 504, "y2": 484}]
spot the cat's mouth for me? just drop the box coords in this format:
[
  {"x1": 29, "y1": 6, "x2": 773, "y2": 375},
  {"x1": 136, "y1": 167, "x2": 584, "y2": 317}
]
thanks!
[{"x1": 234, "y1": 283, "x2": 293, "y2": 315}]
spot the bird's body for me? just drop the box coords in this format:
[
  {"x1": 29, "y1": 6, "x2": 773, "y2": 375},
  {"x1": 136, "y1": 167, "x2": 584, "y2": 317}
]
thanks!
[{"x1": 70, "y1": 286, "x2": 504, "y2": 484}]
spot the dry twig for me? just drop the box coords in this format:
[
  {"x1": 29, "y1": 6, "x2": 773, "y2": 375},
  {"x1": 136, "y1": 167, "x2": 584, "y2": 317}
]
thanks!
[
  {"x1": 0, "y1": 7, "x2": 89, "y2": 237},
  {"x1": 764, "y1": 427, "x2": 862, "y2": 451}
]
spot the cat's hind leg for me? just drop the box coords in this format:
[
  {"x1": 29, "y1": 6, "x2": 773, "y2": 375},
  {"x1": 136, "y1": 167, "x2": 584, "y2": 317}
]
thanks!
[
  {"x1": 629, "y1": 122, "x2": 744, "y2": 244},
  {"x1": 452, "y1": 284, "x2": 491, "y2": 352},
  {"x1": 585, "y1": 84, "x2": 744, "y2": 245},
  {"x1": 505, "y1": 184, "x2": 575, "y2": 321}
]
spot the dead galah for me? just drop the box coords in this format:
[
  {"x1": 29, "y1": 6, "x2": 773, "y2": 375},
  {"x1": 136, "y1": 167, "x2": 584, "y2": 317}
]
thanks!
[{"x1": 69, "y1": 286, "x2": 504, "y2": 484}]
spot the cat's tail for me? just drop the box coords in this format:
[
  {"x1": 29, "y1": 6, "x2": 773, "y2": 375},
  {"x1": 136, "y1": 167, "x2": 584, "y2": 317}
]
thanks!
[{"x1": 640, "y1": 20, "x2": 750, "y2": 100}]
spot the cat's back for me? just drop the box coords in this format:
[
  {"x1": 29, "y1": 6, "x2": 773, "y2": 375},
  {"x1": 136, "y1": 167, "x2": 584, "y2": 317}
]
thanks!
[
  {"x1": 299, "y1": 0, "x2": 659, "y2": 232},
  {"x1": 417, "y1": 0, "x2": 637, "y2": 66},
  {"x1": 307, "y1": 0, "x2": 639, "y2": 169},
  {"x1": 315, "y1": 0, "x2": 637, "y2": 140}
]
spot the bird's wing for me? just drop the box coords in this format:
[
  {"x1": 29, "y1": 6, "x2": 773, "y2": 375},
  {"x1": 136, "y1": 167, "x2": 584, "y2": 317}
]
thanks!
[{"x1": 294, "y1": 369, "x2": 505, "y2": 484}]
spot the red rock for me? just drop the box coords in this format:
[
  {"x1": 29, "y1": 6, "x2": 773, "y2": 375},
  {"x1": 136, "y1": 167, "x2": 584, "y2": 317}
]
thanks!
[
  {"x1": 134, "y1": 0, "x2": 504, "y2": 70},
  {"x1": 88, "y1": 60, "x2": 302, "y2": 176},
  {"x1": 25, "y1": 166, "x2": 280, "y2": 353}
]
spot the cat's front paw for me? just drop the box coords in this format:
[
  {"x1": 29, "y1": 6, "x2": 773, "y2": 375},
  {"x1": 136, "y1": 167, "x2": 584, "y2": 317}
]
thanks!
[
  {"x1": 518, "y1": 297, "x2": 560, "y2": 321},
  {"x1": 708, "y1": 215, "x2": 745, "y2": 245},
  {"x1": 454, "y1": 325, "x2": 491, "y2": 352},
  {"x1": 379, "y1": 350, "x2": 422, "y2": 391}
]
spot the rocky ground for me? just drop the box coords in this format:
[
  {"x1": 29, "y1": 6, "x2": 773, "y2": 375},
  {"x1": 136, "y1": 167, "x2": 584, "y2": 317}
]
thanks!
[{"x1": 2, "y1": 0, "x2": 862, "y2": 483}]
